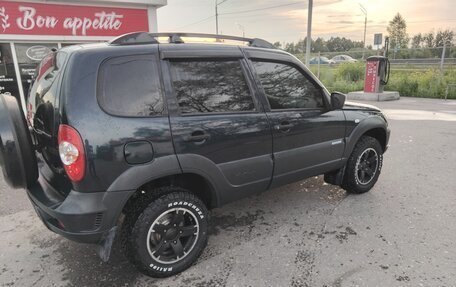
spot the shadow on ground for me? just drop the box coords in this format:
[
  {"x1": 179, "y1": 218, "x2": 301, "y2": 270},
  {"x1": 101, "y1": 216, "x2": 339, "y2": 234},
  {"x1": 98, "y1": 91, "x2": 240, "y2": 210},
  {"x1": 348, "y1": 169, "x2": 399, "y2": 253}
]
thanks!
[{"x1": 44, "y1": 176, "x2": 345, "y2": 287}]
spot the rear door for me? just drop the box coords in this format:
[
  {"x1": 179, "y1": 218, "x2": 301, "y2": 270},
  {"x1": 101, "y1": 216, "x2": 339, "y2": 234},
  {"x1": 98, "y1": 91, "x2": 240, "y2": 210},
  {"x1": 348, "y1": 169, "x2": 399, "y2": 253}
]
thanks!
[
  {"x1": 161, "y1": 46, "x2": 273, "y2": 205},
  {"x1": 245, "y1": 49, "x2": 346, "y2": 188}
]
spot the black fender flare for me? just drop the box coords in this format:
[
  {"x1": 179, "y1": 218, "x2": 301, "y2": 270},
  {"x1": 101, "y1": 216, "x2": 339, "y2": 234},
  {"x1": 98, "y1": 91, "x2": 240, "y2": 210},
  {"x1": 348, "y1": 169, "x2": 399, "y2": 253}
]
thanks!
[
  {"x1": 103, "y1": 155, "x2": 224, "y2": 229},
  {"x1": 343, "y1": 115, "x2": 388, "y2": 160},
  {"x1": 106, "y1": 155, "x2": 182, "y2": 192},
  {"x1": 103, "y1": 155, "x2": 183, "y2": 229}
]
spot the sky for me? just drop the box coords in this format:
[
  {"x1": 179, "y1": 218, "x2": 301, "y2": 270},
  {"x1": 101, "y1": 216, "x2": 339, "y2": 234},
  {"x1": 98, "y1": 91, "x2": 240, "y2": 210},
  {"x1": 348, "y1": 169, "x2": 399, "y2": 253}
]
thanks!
[{"x1": 157, "y1": 0, "x2": 455, "y2": 46}]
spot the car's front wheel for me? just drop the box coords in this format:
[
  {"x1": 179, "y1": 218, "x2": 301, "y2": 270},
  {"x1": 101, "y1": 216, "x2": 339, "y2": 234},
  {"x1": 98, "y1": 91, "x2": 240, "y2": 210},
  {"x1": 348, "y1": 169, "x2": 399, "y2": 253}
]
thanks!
[
  {"x1": 122, "y1": 189, "x2": 208, "y2": 277},
  {"x1": 342, "y1": 136, "x2": 383, "y2": 194}
]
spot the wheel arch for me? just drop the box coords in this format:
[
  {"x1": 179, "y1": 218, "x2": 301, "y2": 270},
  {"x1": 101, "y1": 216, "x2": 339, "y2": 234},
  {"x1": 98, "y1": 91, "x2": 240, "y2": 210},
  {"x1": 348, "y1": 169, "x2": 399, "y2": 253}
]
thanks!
[
  {"x1": 120, "y1": 173, "x2": 218, "y2": 218},
  {"x1": 343, "y1": 116, "x2": 388, "y2": 160},
  {"x1": 363, "y1": 127, "x2": 387, "y2": 152}
]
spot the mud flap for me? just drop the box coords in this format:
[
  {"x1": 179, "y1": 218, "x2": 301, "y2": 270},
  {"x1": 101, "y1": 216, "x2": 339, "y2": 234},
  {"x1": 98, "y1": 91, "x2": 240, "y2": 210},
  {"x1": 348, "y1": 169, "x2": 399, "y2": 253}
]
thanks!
[
  {"x1": 97, "y1": 226, "x2": 117, "y2": 262},
  {"x1": 324, "y1": 166, "x2": 346, "y2": 186}
]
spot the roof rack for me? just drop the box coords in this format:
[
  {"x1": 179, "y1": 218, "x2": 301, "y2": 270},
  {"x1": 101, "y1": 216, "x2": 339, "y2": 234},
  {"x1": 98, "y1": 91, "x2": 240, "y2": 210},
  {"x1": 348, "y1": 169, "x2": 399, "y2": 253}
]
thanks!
[{"x1": 109, "y1": 32, "x2": 276, "y2": 49}]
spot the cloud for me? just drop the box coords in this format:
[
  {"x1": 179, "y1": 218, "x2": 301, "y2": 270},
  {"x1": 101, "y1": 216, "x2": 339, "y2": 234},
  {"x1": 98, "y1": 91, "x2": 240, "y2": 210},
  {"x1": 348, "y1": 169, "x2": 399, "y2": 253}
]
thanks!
[
  {"x1": 327, "y1": 20, "x2": 355, "y2": 24},
  {"x1": 158, "y1": 0, "x2": 455, "y2": 44}
]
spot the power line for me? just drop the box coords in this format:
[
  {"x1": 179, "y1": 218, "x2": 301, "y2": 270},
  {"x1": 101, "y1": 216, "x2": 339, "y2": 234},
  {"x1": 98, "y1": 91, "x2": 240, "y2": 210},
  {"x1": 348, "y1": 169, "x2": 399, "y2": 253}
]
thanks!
[
  {"x1": 173, "y1": 2, "x2": 303, "y2": 31},
  {"x1": 220, "y1": 1, "x2": 303, "y2": 16},
  {"x1": 407, "y1": 19, "x2": 456, "y2": 24},
  {"x1": 175, "y1": 15, "x2": 215, "y2": 30}
]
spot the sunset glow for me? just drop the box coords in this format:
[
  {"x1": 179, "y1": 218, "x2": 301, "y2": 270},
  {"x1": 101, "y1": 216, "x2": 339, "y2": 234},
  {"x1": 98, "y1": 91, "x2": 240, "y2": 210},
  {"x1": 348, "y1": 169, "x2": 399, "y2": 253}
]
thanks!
[{"x1": 158, "y1": 0, "x2": 455, "y2": 45}]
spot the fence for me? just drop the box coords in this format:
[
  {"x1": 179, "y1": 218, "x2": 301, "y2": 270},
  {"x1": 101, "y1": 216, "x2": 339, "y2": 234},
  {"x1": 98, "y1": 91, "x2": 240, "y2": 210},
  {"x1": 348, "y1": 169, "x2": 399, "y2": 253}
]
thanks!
[{"x1": 293, "y1": 45, "x2": 456, "y2": 71}]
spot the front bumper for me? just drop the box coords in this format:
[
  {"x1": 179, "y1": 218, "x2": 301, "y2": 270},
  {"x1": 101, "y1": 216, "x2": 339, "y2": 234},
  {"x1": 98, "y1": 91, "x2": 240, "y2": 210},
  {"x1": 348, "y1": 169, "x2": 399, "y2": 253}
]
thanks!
[
  {"x1": 27, "y1": 174, "x2": 134, "y2": 244},
  {"x1": 385, "y1": 127, "x2": 391, "y2": 152}
]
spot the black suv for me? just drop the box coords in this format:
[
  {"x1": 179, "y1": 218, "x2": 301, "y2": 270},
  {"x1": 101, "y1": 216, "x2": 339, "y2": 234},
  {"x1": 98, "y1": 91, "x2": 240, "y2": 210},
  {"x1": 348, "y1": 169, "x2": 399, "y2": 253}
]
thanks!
[{"x1": 0, "y1": 32, "x2": 389, "y2": 277}]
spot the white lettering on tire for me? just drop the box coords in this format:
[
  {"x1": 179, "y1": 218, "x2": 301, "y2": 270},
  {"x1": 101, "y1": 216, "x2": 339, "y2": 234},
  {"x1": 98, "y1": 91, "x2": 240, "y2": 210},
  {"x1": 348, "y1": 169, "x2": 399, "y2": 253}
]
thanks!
[
  {"x1": 167, "y1": 201, "x2": 204, "y2": 219},
  {"x1": 149, "y1": 263, "x2": 173, "y2": 272}
]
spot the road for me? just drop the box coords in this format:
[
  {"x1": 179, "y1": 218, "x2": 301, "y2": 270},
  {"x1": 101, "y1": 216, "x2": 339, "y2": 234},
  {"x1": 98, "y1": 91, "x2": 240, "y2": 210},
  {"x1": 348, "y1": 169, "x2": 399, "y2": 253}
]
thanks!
[{"x1": 0, "y1": 97, "x2": 455, "y2": 287}]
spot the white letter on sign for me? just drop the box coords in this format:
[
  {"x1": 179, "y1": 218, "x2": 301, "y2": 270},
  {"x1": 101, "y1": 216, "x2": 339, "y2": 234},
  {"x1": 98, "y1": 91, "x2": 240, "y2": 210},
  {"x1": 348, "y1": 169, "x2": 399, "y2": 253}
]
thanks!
[{"x1": 17, "y1": 6, "x2": 36, "y2": 30}]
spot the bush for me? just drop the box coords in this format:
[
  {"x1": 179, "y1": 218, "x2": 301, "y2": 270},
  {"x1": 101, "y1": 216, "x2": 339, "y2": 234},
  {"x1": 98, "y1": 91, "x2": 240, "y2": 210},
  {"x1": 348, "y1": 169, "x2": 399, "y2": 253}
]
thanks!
[
  {"x1": 308, "y1": 58, "x2": 456, "y2": 99},
  {"x1": 336, "y1": 63, "x2": 365, "y2": 82},
  {"x1": 326, "y1": 80, "x2": 364, "y2": 94},
  {"x1": 386, "y1": 68, "x2": 456, "y2": 98},
  {"x1": 386, "y1": 72, "x2": 418, "y2": 96}
]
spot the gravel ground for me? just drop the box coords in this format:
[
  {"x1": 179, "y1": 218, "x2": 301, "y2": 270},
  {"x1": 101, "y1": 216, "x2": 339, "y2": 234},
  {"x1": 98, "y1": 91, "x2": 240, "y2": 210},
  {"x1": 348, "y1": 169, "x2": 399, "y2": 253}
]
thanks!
[{"x1": 0, "y1": 97, "x2": 455, "y2": 287}]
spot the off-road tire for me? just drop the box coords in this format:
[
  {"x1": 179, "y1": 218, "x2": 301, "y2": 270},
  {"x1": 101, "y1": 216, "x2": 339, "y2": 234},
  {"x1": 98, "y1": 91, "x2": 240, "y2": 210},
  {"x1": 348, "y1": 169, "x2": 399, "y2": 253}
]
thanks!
[
  {"x1": 342, "y1": 136, "x2": 383, "y2": 194},
  {"x1": 121, "y1": 188, "x2": 208, "y2": 277}
]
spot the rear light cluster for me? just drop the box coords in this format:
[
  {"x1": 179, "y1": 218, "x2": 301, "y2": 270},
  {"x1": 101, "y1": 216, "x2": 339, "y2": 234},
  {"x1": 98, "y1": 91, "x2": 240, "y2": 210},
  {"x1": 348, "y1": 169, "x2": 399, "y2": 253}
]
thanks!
[{"x1": 58, "y1": 125, "x2": 85, "y2": 182}]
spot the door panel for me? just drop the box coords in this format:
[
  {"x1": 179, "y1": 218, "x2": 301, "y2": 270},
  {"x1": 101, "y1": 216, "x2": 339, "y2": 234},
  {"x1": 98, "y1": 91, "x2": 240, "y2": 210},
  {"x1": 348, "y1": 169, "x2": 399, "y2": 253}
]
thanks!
[
  {"x1": 170, "y1": 113, "x2": 273, "y2": 187},
  {"x1": 248, "y1": 56, "x2": 346, "y2": 188},
  {"x1": 267, "y1": 110, "x2": 346, "y2": 187}
]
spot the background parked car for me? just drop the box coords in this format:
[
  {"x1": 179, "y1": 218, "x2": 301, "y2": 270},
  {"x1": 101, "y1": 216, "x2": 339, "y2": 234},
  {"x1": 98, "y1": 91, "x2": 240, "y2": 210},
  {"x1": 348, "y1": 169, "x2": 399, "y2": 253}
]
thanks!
[
  {"x1": 330, "y1": 55, "x2": 358, "y2": 63},
  {"x1": 309, "y1": 56, "x2": 335, "y2": 65}
]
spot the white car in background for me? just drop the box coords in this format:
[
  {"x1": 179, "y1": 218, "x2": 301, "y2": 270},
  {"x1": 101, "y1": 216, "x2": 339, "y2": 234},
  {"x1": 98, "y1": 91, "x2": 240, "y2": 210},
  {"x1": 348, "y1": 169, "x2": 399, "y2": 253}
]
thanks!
[{"x1": 331, "y1": 55, "x2": 358, "y2": 63}]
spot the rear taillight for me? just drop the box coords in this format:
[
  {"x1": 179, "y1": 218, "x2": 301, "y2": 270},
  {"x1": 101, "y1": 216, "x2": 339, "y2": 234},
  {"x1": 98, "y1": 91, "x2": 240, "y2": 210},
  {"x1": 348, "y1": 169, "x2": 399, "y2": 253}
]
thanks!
[{"x1": 58, "y1": 125, "x2": 85, "y2": 182}]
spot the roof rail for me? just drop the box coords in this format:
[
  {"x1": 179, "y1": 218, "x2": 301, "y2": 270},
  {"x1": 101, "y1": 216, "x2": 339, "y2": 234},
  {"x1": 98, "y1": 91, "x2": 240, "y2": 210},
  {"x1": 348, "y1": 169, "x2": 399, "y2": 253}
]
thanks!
[
  {"x1": 109, "y1": 32, "x2": 276, "y2": 49},
  {"x1": 109, "y1": 32, "x2": 159, "y2": 45}
]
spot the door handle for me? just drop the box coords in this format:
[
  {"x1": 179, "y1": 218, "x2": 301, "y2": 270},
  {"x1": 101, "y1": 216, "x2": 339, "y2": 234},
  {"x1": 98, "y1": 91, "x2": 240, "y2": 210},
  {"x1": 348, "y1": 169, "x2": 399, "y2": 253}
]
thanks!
[
  {"x1": 184, "y1": 131, "x2": 210, "y2": 143},
  {"x1": 275, "y1": 122, "x2": 293, "y2": 131}
]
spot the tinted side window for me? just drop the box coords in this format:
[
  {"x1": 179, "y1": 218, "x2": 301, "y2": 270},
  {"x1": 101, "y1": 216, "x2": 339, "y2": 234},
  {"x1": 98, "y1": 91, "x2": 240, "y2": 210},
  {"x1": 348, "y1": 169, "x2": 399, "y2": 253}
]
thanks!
[
  {"x1": 169, "y1": 60, "x2": 254, "y2": 114},
  {"x1": 99, "y1": 55, "x2": 164, "y2": 117},
  {"x1": 29, "y1": 51, "x2": 67, "y2": 107},
  {"x1": 253, "y1": 61, "x2": 324, "y2": 110}
]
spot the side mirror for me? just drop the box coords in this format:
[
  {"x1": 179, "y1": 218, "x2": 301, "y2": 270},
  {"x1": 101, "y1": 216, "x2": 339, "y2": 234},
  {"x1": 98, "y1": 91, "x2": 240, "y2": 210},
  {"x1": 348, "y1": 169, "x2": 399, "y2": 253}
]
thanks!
[{"x1": 330, "y1": 92, "x2": 346, "y2": 110}]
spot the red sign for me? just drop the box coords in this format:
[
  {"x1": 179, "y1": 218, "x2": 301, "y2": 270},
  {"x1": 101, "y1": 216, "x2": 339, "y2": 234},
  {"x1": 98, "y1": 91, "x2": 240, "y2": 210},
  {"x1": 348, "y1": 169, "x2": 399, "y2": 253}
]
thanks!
[
  {"x1": 0, "y1": 1, "x2": 149, "y2": 37},
  {"x1": 364, "y1": 60, "x2": 379, "y2": 93}
]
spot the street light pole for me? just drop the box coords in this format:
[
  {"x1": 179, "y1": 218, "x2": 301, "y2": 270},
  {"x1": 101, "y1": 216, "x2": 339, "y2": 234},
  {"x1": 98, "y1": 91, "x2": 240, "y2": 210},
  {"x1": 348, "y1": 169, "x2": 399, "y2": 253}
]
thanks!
[
  {"x1": 216, "y1": 3, "x2": 219, "y2": 35},
  {"x1": 236, "y1": 22, "x2": 245, "y2": 38},
  {"x1": 305, "y1": 0, "x2": 313, "y2": 66},
  {"x1": 215, "y1": 0, "x2": 229, "y2": 35},
  {"x1": 359, "y1": 4, "x2": 367, "y2": 59}
]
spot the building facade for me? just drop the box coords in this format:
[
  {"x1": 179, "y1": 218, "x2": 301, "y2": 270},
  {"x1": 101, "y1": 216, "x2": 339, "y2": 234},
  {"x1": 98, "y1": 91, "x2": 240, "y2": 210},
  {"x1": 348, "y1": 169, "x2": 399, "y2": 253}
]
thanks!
[{"x1": 0, "y1": 0, "x2": 167, "y2": 110}]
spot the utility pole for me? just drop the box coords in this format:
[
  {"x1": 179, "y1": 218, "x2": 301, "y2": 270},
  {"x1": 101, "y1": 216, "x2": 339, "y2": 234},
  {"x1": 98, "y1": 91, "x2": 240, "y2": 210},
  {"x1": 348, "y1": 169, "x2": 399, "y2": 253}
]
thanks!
[
  {"x1": 236, "y1": 22, "x2": 245, "y2": 38},
  {"x1": 305, "y1": 0, "x2": 313, "y2": 66},
  {"x1": 359, "y1": 3, "x2": 367, "y2": 59},
  {"x1": 216, "y1": 2, "x2": 218, "y2": 35},
  {"x1": 215, "y1": 0, "x2": 229, "y2": 35}
]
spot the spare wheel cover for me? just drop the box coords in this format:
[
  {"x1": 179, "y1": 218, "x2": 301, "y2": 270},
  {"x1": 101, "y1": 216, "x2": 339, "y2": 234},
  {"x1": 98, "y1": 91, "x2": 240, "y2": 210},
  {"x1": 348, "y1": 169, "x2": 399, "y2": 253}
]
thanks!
[{"x1": 0, "y1": 94, "x2": 38, "y2": 189}]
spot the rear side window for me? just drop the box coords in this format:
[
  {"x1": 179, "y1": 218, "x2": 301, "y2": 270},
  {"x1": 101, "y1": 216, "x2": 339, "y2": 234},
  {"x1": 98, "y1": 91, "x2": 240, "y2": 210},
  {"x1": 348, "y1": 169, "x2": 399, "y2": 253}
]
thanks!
[
  {"x1": 29, "y1": 51, "x2": 67, "y2": 107},
  {"x1": 253, "y1": 61, "x2": 324, "y2": 110},
  {"x1": 99, "y1": 55, "x2": 164, "y2": 117},
  {"x1": 169, "y1": 60, "x2": 255, "y2": 114}
]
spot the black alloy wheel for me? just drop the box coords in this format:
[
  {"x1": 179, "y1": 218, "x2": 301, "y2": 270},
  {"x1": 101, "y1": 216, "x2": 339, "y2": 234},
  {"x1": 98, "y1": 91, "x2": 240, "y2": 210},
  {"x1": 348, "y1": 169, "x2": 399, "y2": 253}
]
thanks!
[
  {"x1": 122, "y1": 188, "x2": 208, "y2": 278},
  {"x1": 342, "y1": 136, "x2": 383, "y2": 194},
  {"x1": 147, "y1": 207, "x2": 199, "y2": 264},
  {"x1": 355, "y1": 147, "x2": 379, "y2": 185}
]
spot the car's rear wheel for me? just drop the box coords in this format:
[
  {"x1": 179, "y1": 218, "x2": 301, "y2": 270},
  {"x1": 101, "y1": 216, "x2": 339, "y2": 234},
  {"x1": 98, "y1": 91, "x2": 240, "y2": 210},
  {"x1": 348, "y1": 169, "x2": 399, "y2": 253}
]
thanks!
[
  {"x1": 342, "y1": 136, "x2": 383, "y2": 194},
  {"x1": 122, "y1": 188, "x2": 208, "y2": 277},
  {"x1": 0, "y1": 94, "x2": 38, "y2": 188}
]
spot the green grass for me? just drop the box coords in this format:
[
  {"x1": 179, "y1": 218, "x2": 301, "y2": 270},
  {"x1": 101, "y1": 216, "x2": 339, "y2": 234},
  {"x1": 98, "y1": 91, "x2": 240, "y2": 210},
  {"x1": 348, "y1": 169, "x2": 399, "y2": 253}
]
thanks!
[{"x1": 308, "y1": 63, "x2": 456, "y2": 99}]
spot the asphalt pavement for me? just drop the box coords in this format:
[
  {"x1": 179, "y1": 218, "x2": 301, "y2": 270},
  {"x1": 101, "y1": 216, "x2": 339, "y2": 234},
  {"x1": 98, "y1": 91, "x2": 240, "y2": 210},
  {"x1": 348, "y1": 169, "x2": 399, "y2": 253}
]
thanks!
[{"x1": 0, "y1": 97, "x2": 455, "y2": 287}]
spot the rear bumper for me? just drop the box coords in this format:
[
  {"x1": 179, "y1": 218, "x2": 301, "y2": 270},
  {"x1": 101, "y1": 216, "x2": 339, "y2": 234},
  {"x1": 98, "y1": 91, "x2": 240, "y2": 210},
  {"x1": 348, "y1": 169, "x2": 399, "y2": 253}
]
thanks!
[{"x1": 26, "y1": 174, "x2": 134, "y2": 244}]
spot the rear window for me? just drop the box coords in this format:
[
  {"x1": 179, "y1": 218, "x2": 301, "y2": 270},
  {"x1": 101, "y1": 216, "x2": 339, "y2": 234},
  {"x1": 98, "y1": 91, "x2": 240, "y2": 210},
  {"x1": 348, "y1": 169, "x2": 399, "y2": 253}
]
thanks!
[{"x1": 98, "y1": 55, "x2": 164, "y2": 117}]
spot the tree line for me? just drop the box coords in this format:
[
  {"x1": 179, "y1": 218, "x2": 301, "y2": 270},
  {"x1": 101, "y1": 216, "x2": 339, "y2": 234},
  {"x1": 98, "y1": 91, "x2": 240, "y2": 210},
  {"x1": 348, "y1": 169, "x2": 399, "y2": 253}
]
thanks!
[
  {"x1": 274, "y1": 13, "x2": 454, "y2": 57},
  {"x1": 273, "y1": 37, "x2": 365, "y2": 54},
  {"x1": 387, "y1": 13, "x2": 454, "y2": 49}
]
